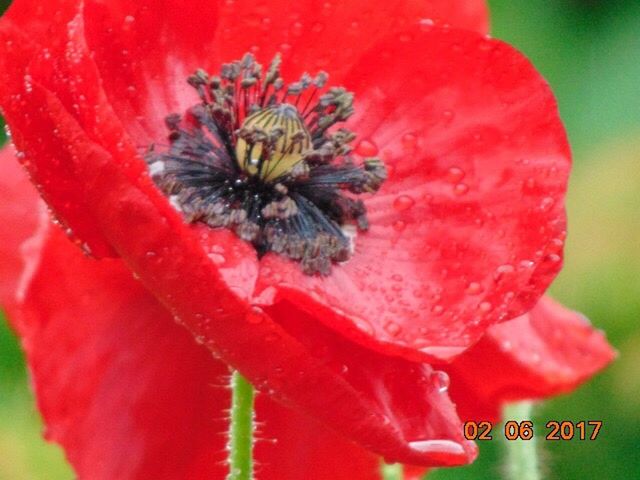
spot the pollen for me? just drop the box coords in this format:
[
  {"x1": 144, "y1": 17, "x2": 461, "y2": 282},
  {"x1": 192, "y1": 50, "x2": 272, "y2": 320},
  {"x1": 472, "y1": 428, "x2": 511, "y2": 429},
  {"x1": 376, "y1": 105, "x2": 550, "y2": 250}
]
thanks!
[{"x1": 145, "y1": 53, "x2": 387, "y2": 275}]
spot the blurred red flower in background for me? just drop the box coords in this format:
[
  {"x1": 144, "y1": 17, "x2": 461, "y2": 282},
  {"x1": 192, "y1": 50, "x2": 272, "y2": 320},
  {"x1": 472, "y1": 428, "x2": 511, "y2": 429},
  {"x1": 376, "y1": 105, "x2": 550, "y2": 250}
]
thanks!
[{"x1": 0, "y1": 0, "x2": 614, "y2": 479}]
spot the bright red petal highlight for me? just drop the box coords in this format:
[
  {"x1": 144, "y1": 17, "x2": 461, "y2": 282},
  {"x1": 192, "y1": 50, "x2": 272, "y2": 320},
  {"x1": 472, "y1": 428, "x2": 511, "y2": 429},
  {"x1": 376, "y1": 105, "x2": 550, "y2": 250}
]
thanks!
[
  {"x1": 255, "y1": 26, "x2": 571, "y2": 363},
  {"x1": 447, "y1": 296, "x2": 616, "y2": 422}
]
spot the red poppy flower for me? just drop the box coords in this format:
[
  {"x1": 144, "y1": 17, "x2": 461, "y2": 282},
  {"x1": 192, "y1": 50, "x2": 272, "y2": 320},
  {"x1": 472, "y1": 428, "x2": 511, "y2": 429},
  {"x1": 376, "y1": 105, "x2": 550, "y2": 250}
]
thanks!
[{"x1": 0, "y1": 0, "x2": 615, "y2": 478}]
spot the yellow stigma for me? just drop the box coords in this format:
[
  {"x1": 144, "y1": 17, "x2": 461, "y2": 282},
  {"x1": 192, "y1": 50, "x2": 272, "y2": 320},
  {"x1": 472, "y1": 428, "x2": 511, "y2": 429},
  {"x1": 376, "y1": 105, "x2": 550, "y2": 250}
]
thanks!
[{"x1": 235, "y1": 104, "x2": 312, "y2": 181}]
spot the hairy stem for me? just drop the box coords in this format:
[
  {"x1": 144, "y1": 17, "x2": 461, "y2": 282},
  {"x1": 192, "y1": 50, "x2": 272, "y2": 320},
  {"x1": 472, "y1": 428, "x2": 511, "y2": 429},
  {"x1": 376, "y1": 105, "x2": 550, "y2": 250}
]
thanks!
[
  {"x1": 227, "y1": 371, "x2": 255, "y2": 480},
  {"x1": 503, "y1": 402, "x2": 541, "y2": 480}
]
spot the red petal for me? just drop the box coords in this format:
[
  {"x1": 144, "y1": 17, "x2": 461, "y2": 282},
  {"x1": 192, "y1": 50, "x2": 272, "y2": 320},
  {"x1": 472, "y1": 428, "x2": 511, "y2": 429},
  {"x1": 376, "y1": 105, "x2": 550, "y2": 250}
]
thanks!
[
  {"x1": 446, "y1": 296, "x2": 616, "y2": 422},
  {"x1": 9, "y1": 224, "x2": 384, "y2": 479},
  {"x1": 0, "y1": 21, "x2": 116, "y2": 258},
  {"x1": 255, "y1": 26, "x2": 571, "y2": 363},
  {"x1": 0, "y1": 78, "x2": 473, "y2": 464},
  {"x1": 261, "y1": 301, "x2": 477, "y2": 466},
  {"x1": 213, "y1": 0, "x2": 489, "y2": 82},
  {"x1": 34, "y1": 0, "x2": 488, "y2": 144},
  {"x1": 255, "y1": 396, "x2": 381, "y2": 480},
  {"x1": 82, "y1": 0, "x2": 220, "y2": 141},
  {"x1": 0, "y1": 145, "x2": 42, "y2": 310}
]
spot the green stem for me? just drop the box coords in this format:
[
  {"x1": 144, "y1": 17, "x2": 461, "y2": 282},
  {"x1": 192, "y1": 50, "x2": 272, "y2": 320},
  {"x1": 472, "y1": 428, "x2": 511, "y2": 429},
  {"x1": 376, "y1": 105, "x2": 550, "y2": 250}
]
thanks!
[
  {"x1": 503, "y1": 402, "x2": 541, "y2": 480},
  {"x1": 381, "y1": 462, "x2": 404, "y2": 480},
  {"x1": 227, "y1": 371, "x2": 255, "y2": 480}
]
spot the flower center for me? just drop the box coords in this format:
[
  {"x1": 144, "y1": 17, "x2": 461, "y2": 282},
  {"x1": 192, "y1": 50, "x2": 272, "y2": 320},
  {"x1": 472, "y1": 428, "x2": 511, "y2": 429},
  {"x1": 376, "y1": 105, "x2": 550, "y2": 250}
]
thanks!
[{"x1": 146, "y1": 53, "x2": 387, "y2": 275}]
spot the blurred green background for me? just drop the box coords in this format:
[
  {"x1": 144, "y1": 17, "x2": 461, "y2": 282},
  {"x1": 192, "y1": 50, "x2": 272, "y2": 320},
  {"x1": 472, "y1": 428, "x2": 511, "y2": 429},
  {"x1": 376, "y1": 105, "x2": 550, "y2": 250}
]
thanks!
[{"x1": 0, "y1": 0, "x2": 638, "y2": 479}]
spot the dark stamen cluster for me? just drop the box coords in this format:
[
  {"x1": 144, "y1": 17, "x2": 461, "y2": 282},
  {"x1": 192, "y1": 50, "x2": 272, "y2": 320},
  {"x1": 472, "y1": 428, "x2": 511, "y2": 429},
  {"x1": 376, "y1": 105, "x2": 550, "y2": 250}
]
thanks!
[{"x1": 146, "y1": 53, "x2": 387, "y2": 275}]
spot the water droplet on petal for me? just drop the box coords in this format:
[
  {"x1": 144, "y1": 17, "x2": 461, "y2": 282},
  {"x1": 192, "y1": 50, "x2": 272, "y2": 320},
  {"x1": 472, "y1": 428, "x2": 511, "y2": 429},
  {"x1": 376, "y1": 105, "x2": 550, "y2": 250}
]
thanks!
[
  {"x1": 466, "y1": 282, "x2": 483, "y2": 295},
  {"x1": 290, "y1": 21, "x2": 304, "y2": 36},
  {"x1": 430, "y1": 370, "x2": 450, "y2": 393},
  {"x1": 540, "y1": 196, "x2": 555, "y2": 211},
  {"x1": 453, "y1": 183, "x2": 469, "y2": 196},
  {"x1": 478, "y1": 301, "x2": 492, "y2": 313},
  {"x1": 401, "y1": 133, "x2": 417, "y2": 150},
  {"x1": 208, "y1": 253, "x2": 226, "y2": 265},
  {"x1": 408, "y1": 439, "x2": 465, "y2": 455},
  {"x1": 392, "y1": 220, "x2": 407, "y2": 232},
  {"x1": 545, "y1": 253, "x2": 562, "y2": 264},
  {"x1": 520, "y1": 259, "x2": 535, "y2": 269},
  {"x1": 393, "y1": 194, "x2": 415, "y2": 212},
  {"x1": 355, "y1": 139, "x2": 379, "y2": 157},
  {"x1": 446, "y1": 166, "x2": 465, "y2": 183},
  {"x1": 279, "y1": 43, "x2": 292, "y2": 55},
  {"x1": 247, "y1": 306, "x2": 264, "y2": 324},
  {"x1": 384, "y1": 321, "x2": 401, "y2": 336},
  {"x1": 418, "y1": 18, "x2": 435, "y2": 31}
]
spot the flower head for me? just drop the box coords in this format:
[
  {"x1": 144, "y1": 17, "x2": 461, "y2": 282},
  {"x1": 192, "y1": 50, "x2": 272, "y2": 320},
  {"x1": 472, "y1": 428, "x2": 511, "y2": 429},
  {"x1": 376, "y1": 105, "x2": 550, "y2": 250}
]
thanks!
[{"x1": 0, "y1": 0, "x2": 615, "y2": 477}]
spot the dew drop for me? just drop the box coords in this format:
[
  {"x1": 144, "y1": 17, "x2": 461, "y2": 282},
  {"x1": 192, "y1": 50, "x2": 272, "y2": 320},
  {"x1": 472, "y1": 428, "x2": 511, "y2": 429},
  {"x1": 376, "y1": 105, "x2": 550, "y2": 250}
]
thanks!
[
  {"x1": 418, "y1": 18, "x2": 435, "y2": 31},
  {"x1": 401, "y1": 133, "x2": 417, "y2": 150},
  {"x1": 545, "y1": 253, "x2": 561, "y2": 263},
  {"x1": 409, "y1": 439, "x2": 465, "y2": 455},
  {"x1": 431, "y1": 304, "x2": 444, "y2": 316},
  {"x1": 247, "y1": 306, "x2": 264, "y2": 324},
  {"x1": 393, "y1": 194, "x2": 415, "y2": 212},
  {"x1": 453, "y1": 183, "x2": 469, "y2": 196},
  {"x1": 392, "y1": 220, "x2": 407, "y2": 232},
  {"x1": 384, "y1": 321, "x2": 401, "y2": 336},
  {"x1": 430, "y1": 370, "x2": 450, "y2": 393},
  {"x1": 540, "y1": 196, "x2": 555, "y2": 211},
  {"x1": 494, "y1": 263, "x2": 515, "y2": 280},
  {"x1": 291, "y1": 21, "x2": 304, "y2": 36},
  {"x1": 478, "y1": 301, "x2": 492, "y2": 313},
  {"x1": 466, "y1": 282, "x2": 483, "y2": 295},
  {"x1": 520, "y1": 259, "x2": 535, "y2": 269},
  {"x1": 355, "y1": 139, "x2": 379, "y2": 157},
  {"x1": 279, "y1": 43, "x2": 292, "y2": 55},
  {"x1": 208, "y1": 253, "x2": 226, "y2": 265},
  {"x1": 446, "y1": 166, "x2": 465, "y2": 183}
]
